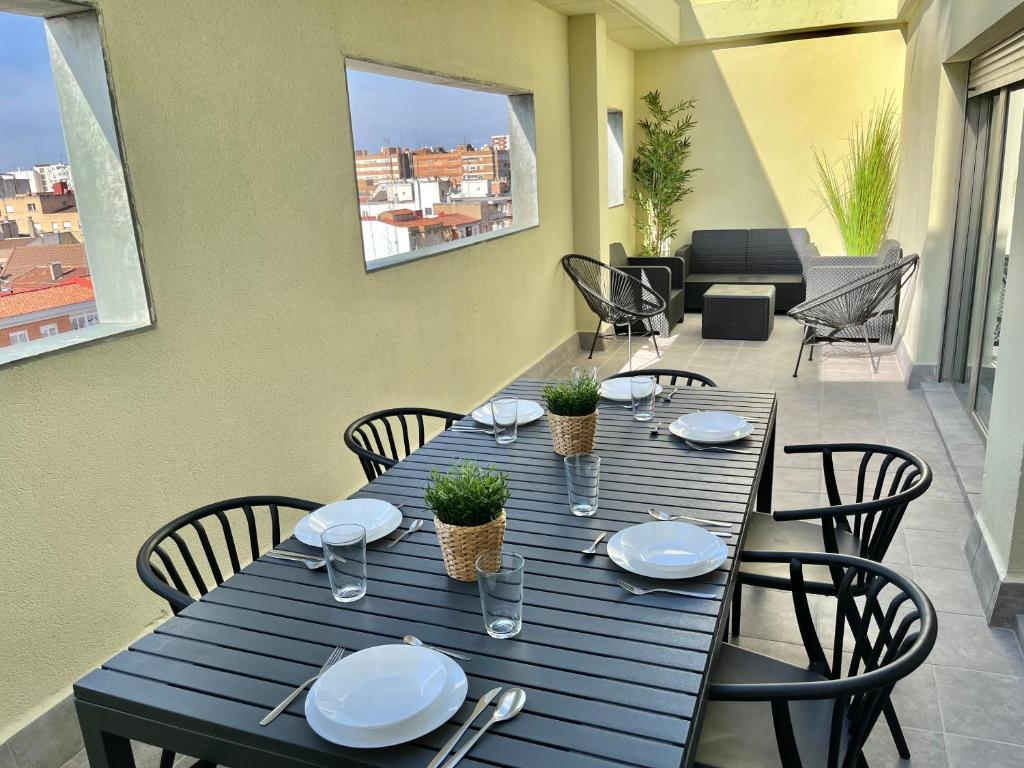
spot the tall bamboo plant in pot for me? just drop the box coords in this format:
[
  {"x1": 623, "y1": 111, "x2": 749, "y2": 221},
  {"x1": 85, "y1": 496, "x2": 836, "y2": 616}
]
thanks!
[
  {"x1": 425, "y1": 460, "x2": 511, "y2": 581},
  {"x1": 632, "y1": 91, "x2": 700, "y2": 257},
  {"x1": 813, "y1": 98, "x2": 899, "y2": 256}
]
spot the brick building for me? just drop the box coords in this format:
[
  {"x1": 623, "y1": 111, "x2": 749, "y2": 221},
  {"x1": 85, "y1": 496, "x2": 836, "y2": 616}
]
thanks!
[
  {"x1": 0, "y1": 278, "x2": 97, "y2": 348},
  {"x1": 353, "y1": 147, "x2": 411, "y2": 201}
]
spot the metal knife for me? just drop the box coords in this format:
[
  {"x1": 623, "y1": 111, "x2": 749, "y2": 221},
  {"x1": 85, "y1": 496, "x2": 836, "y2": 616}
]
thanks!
[{"x1": 426, "y1": 687, "x2": 502, "y2": 768}]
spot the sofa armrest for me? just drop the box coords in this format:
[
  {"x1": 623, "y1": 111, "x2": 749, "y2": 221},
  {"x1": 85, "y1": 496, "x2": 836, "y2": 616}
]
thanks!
[
  {"x1": 620, "y1": 264, "x2": 672, "y2": 308},
  {"x1": 628, "y1": 255, "x2": 686, "y2": 289},
  {"x1": 673, "y1": 244, "x2": 692, "y2": 277}
]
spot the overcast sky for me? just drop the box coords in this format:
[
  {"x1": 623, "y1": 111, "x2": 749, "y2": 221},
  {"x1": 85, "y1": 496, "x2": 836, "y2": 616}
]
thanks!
[
  {"x1": 346, "y1": 69, "x2": 510, "y2": 151},
  {"x1": 0, "y1": 13, "x2": 68, "y2": 171}
]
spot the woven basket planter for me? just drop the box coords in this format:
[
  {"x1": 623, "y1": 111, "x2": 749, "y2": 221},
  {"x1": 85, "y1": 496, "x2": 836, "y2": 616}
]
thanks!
[
  {"x1": 547, "y1": 410, "x2": 598, "y2": 456},
  {"x1": 433, "y1": 511, "x2": 506, "y2": 581}
]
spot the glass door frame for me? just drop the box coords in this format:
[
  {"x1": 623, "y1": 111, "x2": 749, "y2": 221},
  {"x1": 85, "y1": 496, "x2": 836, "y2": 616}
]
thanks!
[{"x1": 940, "y1": 86, "x2": 1016, "y2": 439}]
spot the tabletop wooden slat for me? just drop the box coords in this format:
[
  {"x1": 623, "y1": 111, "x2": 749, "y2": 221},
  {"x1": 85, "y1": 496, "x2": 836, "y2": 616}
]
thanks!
[{"x1": 75, "y1": 379, "x2": 777, "y2": 768}]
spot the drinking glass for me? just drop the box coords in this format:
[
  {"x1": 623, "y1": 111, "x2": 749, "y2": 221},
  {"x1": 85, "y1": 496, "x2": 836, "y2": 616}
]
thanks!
[
  {"x1": 490, "y1": 396, "x2": 519, "y2": 445},
  {"x1": 563, "y1": 453, "x2": 600, "y2": 516},
  {"x1": 322, "y1": 523, "x2": 367, "y2": 603},
  {"x1": 476, "y1": 551, "x2": 525, "y2": 639},
  {"x1": 631, "y1": 375, "x2": 656, "y2": 422},
  {"x1": 571, "y1": 365, "x2": 598, "y2": 385}
]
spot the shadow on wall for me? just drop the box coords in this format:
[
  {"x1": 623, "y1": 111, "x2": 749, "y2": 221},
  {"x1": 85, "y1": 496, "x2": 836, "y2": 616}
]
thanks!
[{"x1": 636, "y1": 13, "x2": 906, "y2": 257}]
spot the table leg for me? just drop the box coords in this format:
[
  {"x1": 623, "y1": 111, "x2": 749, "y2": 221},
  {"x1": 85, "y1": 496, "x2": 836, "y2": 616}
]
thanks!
[
  {"x1": 756, "y1": 422, "x2": 775, "y2": 513},
  {"x1": 76, "y1": 700, "x2": 137, "y2": 768}
]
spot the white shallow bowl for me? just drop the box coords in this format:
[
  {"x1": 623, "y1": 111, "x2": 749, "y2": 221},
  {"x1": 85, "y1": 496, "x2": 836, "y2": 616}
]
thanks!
[
  {"x1": 305, "y1": 647, "x2": 467, "y2": 749},
  {"x1": 607, "y1": 521, "x2": 728, "y2": 580},
  {"x1": 599, "y1": 378, "x2": 664, "y2": 402},
  {"x1": 472, "y1": 399, "x2": 545, "y2": 425},
  {"x1": 669, "y1": 411, "x2": 753, "y2": 444},
  {"x1": 294, "y1": 499, "x2": 402, "y2": 547},
  {"x1": 311, "y1": 645, "x2": 447, "y2": 730}
]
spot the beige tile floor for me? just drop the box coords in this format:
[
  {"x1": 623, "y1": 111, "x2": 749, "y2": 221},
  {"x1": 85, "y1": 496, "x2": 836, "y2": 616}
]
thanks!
[
  {"x1": 54, "y1": 316, "x2": 1022, "y2": 768},
  {"x1": 552, "y1": 314, "x2": 1024, "y2": 768}
]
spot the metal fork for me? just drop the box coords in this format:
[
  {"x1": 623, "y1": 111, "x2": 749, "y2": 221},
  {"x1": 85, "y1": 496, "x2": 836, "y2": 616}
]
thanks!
[
  {"x1": 451, "y1": 426, "x2": 495, "y2": 435},
  {"x1": 266, "y1": 550, "x2": 325, "y2": 569},
  {"x1": 684, "y1": 440, "x2": 750, "y2": 455},
  {"x1": 617, "y1": 578, "x2": 717, "y2": 599},
  {"x1": 260, "y1": 646, "x2": 346, "y2": 725}
]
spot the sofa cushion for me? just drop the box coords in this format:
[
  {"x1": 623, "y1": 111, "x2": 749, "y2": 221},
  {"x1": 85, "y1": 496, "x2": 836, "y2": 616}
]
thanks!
[
  {"x1": 691, "y1": 230, "x2": 748, "y2": 273},
  {"x1": 746, "y1": 228, "x2": 809, "y2": 274},
  {"x1": 688, "y1": 273, "x2": 804, "y2": 285}
]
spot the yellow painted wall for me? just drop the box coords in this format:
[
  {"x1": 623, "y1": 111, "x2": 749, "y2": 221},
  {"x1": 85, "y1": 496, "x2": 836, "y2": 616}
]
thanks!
[
  {"x1": 635, "y1": 29, "x2": 906, "y2": 258},
  {"x1": 606, "y1": 39, "x2": 636, "y2": 253},
  {"x1": 0, "y1": 0, "x2": 576, "y2": 738}
]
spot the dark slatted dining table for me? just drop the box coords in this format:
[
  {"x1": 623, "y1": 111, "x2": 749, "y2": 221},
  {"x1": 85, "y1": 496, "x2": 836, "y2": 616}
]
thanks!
[{"x1": 75, "y1": 378, "x2": 776, "y2": 768}]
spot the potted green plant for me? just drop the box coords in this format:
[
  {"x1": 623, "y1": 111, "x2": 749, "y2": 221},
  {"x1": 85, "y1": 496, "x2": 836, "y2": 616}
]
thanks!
[
  {"x1": 632, "y1": 90, "x2": 700, "y2": 257},
  {"x1": 542, "y1": 377, "x2": 600, "y2": 455},
  {"x1": 813, "y1": 97, "x2": 899, "y2": 256},
  {"x1": 425, "y1": 460, "x2": 511, "y2": 581}
]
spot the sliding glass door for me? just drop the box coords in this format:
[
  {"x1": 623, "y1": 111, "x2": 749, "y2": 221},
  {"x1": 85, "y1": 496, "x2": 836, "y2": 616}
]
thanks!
[{"x1": 941, "y1": 85, "x2": 1022, "y2": 433}]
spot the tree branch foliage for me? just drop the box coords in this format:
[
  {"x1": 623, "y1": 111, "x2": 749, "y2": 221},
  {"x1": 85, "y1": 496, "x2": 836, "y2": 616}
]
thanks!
[{"x1": 631, "y1": 91, "x2": 700, "y2": 257}]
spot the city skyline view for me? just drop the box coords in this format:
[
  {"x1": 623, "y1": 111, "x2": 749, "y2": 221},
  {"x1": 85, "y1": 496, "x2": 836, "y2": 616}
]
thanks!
[
  {"x1": 0, "y1": 13, "x2": 69, "y2": 170},
  {"x1": 346, "y1": 68, "x2": 510, "y2": 151}
]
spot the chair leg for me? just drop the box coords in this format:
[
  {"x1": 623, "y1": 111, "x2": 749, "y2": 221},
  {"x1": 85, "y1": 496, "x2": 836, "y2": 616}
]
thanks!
[
  {"x1": 883, "y1": 700, "x2": 911, "y2": 759},
  {"x1": 861, "y1": 324, "x2": 879, "y2": 372},
  {"x1": 588, "y1": 317, "x2": 601, "y2": 359},
  {"x1": 159, "y1": 749, "x2": 176, "y2": 768},
  {"x1": 627, "y1": 321, "x2": 633, "y2": 368},
  {"x1": 793, "y1": 326, "x2": 808, "y2": 377},
  {"x1": 730, "y1": 581, "x2": 743, "y2": 636},
  {"x1": 648, "y1": 320, "x2": 661, "y2": 357}
]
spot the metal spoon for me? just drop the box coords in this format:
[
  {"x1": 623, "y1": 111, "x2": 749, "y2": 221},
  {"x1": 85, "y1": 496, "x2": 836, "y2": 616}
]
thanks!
[
  {"x1": 647, "y1": 507, "x2": 733, "y2": 528},
  {"x1": 684, "y1": 439, "x2": 749, "y2": 455},
  {"x1": 384, "y1": 518, "x2": 424, "y2": 549},
  {"x1": 403, "y1": 634, "x2": 472, "y2": 661},
  {"x1": 649, "y1": 422, "x2": 662, "y2": 435},
  {"x1": 581, "y1": 532, "x2": 606, "y2": 555},
  {"x1": 661, "y1": 388, "x2": 679, "y2": 403},
  {"x1": 440, "y1": 688, "x2": 527, "y2": 768}
]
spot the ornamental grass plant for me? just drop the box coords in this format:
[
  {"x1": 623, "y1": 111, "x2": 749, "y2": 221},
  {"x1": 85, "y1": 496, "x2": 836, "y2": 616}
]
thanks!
[
  {"x1": 814, "y1": 97, "x2": 899, "y2": 256},
  {"x1": 542, "y1": 377, "x2": 600, "y2": 417}
]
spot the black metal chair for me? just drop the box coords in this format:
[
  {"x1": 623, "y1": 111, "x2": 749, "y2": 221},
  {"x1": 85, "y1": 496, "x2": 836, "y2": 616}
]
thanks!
[
  {"x1": 136, "y1": 495, "x2": 322, "y2": 768},
  {"x1": 697, "y1": 551, "x2": 937, "y2": 768},
  {"x1": 603, "y1": 368, "x2": 717, "y2": 388},
  {"x1": 561, "y1": 253, "x2": 667, "y2": 363},
  {"x1": 344, "y1": 407, "x2": 465, "y2": 482},
  {"x1": 789, "y1": 254, "x2": 919, "y2": 376}
]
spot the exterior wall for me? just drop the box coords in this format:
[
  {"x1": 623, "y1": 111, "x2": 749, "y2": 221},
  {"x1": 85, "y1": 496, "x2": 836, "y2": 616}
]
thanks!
[
  {"x1": 0, "y1": 0, "x2": 574, "y2": 740},
  {"x1": 606, "y1": 39, "x2": 636, "y2": 253},
  {"x1": 0, "y1": 303, "x2": 96, "y2": 347},
  {"x1": 635, "y1": 28, "x2": 906, "y2": 258}
]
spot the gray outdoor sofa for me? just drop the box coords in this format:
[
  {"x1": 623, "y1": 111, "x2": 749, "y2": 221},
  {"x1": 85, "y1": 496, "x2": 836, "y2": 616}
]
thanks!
[{"x1": 677, "y1": 228, "x2": 818, "y2": 313}]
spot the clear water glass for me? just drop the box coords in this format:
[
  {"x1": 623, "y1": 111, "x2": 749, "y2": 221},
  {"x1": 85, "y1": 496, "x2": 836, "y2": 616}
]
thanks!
[
  {"x1": 476, "y1": 551, "x2": 525, "y2": 639},
  {"x1": 571, "y1": 365, "x2": 598, "y2": 385},
  {"x1": 564, "y1": 453, "x2": 600, "y2": 516},
  {"x1": 491, "y1": 396, "x2": 519, "y2": 445},
  {"x1": 631, "y1": 375, "x2": 656, "y2": 422},
  {"x1": 322, "y1": 523, "x2": 367, "y2": 603}
]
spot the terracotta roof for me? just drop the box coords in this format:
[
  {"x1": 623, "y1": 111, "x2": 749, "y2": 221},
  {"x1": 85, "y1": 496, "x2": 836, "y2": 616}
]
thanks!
[
  {"x1": 0, "y1": 278, "x2": 95, "y2": 320},
  {"x1": 1, "y1": 244, "x2": 90, "y2": 279},
  {"x1": 380, "y1": 212, "x2": 480, "y2": 229},
  {"x1": 8, "y1": 265, "x2": 91, "y2": 291}
]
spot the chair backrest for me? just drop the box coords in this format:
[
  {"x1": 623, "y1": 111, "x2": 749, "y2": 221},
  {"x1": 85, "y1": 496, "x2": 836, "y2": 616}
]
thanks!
[
  {"x1": 609, "y1": 241, "x2": 629, "y2": 267},
  {"x1": 604, "y1": 368, "x2": 717, "y2": 388},
  {"x1": 788, "y1": 254, "x2": 918, "y2": 328},
  {"x1": 778, "y1": 443, "x2": 932, "y2": 567},
  {"x1": 344, "y1": 407, "x2": 464, "y2": 482},
  {"x1": 561, "y1": 254, "x2": 666, "y2": 323},
  {"x1": 690, "y1": 229, "x2": 748, "y2": 273},
  {"x1": 136, "y1": 495, "x2": 322, "y2": 614},
  {"x1": 717, "y1": 551, "x2": 937, "y2": 768},
  {"x1": 747, "y1": 228, "x2": 810, "y2": 274}
]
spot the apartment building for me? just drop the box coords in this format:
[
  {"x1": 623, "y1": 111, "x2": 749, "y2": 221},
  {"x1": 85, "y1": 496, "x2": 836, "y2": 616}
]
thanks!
[
  {"x1": 353, "y1": 147, "x2": 411, "y2": 201},
  {"x1": 33, "y1": 162, "x2": 73, "y2": 192},
  {"x1": 0, "y1": 188, "x2": 83, "y2": 239}
]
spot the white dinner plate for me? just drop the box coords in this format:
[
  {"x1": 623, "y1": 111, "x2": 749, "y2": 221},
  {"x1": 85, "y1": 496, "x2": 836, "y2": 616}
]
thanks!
[
  {"x1": 472, "y1": 399, "x2": 545, "y2": 426},
  {"x1": 305, "y1": 647, "x2": 467, "y2": 749},
  {"x1": 599, "y1": 378, "x2": 664, "y2": 402},
  {"x1": 311, "y1": 645, "x2": 447, "y2": 730},
  {"x1": 668, "y1": 411, "x2": 753, "y2": 444},
  {"x1": 294, "y1": 499, "x2": 402, "y2": 547},
  {"x1": 607, "y1": 521, "x2": 728, "y2": 580}
]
